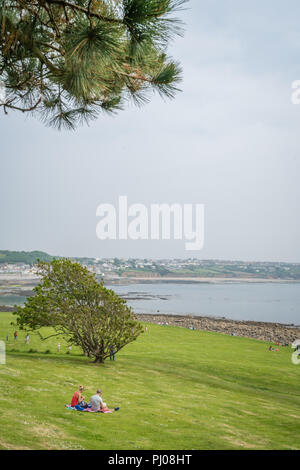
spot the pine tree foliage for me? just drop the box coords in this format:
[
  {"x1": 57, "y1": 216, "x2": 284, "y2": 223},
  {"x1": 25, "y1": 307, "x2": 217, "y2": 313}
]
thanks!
[{"x1": 0, "y1": 0, "x2": 187, "y2": 129}]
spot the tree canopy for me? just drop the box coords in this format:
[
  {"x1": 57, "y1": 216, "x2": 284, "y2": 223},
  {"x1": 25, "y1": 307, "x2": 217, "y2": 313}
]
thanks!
[
  {"x1": 0, "y1": 0, "x2": 187, "y2": 129},
  {"x1": 14, "y1": 258, "x2": 143, "y2": 362}
]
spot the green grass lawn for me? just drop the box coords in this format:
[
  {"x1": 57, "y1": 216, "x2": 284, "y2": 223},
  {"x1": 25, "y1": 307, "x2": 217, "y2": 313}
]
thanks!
[{"x1": 0, "y1": 311, "x2": 299, "y2": 450}]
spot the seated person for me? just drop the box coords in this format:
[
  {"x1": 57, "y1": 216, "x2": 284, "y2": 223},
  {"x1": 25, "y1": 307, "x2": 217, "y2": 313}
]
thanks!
[
  {"x1": 90, "y1": 389, "x2": 119, "y2": 412},
  {"x1": 71, "y1": 385, "x2": 86, "y2": 410}
]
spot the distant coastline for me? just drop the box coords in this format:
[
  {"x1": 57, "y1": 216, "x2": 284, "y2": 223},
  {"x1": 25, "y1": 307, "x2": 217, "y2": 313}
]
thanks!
[
  {"x1": 1, "y1": 272, "x2": 300, "y2": 285},
  {"x1": 1, "y1": 251, "x2": 300, "y2": 281},
  {"x1": 107, "y1": 276, "x2": 300, "y2": 285},
  {"x1": 2, "y1": 272, "x2": 300, "y2": 285}
]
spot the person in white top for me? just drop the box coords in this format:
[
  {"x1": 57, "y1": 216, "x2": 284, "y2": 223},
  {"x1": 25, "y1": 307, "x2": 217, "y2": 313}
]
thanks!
[{"x1": 90, "y1": 389, "x2": 120, "y2": 412}]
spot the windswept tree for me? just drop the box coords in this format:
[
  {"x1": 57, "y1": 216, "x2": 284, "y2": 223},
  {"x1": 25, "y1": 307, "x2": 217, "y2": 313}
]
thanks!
[
  {"x1": 0, "y1": 0, "x2": 187, "y2": 129},
  {"x1": 14, "y1": 258, "x2": 143, "y2": 363}
]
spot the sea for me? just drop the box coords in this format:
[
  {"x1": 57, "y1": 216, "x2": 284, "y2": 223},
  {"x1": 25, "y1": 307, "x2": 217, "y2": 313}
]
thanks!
[
  {"x1": 1, "y1": 281, "x2": 300, "y2": 325},
  {"x1": 108, "y1": 281, "x2": 300, "y2": 325}
]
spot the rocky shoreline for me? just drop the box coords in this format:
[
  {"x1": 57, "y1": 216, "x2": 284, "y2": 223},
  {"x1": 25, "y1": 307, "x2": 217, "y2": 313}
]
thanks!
[{"x1": 136, "y1": 313, "x2": 300, "y2": 344}]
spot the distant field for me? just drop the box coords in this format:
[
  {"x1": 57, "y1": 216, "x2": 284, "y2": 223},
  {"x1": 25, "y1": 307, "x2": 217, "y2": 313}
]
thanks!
[{"x1": 0, "y1": 312, "x2": 299, "y2": 450}]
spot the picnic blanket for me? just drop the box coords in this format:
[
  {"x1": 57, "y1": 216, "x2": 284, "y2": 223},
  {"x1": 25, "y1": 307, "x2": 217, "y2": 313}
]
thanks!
[{"x1": 65, "y1": 404, "x2": 112, "y2": 413}]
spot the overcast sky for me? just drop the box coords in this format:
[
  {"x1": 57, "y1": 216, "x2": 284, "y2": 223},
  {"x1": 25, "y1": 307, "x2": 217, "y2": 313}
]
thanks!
[{"x1": 1, "y1": 0, "x2": 300, "y2": 261}]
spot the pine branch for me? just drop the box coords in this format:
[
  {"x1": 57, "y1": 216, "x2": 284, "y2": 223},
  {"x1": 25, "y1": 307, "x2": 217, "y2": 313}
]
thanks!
[
  {"x1": 1, "y1": 97, "x2": 42, "y2": 113},
  {"x1": 46, "y1": 0, "x2": 122, "y2": 23},
  {"x1": 0, "y1": 0, "x2": 188, "y2": 129}
]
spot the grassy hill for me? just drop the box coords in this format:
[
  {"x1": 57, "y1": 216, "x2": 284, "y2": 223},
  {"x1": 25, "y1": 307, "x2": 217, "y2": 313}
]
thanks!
[
  {"x1": 0, "y1": 312, "x2": 299, "y2": 450},
  {"x1": 0, "y1": 250, "x2": 96, "y2": 267},
  {"x1": 0, "y1": 250, "x2": 53, "y2": 266}
]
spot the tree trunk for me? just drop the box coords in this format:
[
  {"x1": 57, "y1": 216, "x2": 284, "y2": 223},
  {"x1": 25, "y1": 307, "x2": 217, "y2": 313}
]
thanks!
[{"x1": 93, "y1": 356, "x2": 105, "y2": 363}]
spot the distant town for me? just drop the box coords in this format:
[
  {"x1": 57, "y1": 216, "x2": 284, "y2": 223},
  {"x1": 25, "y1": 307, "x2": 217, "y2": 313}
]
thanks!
[{"x1": 0, "y1": 250, "x2": 300, "y2": 280}]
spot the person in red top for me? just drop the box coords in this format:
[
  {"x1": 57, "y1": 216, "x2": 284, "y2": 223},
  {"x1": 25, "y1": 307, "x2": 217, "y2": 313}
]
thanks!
[{"x1": 71, "y1": 385, "x2": 85, "y2": 410}]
